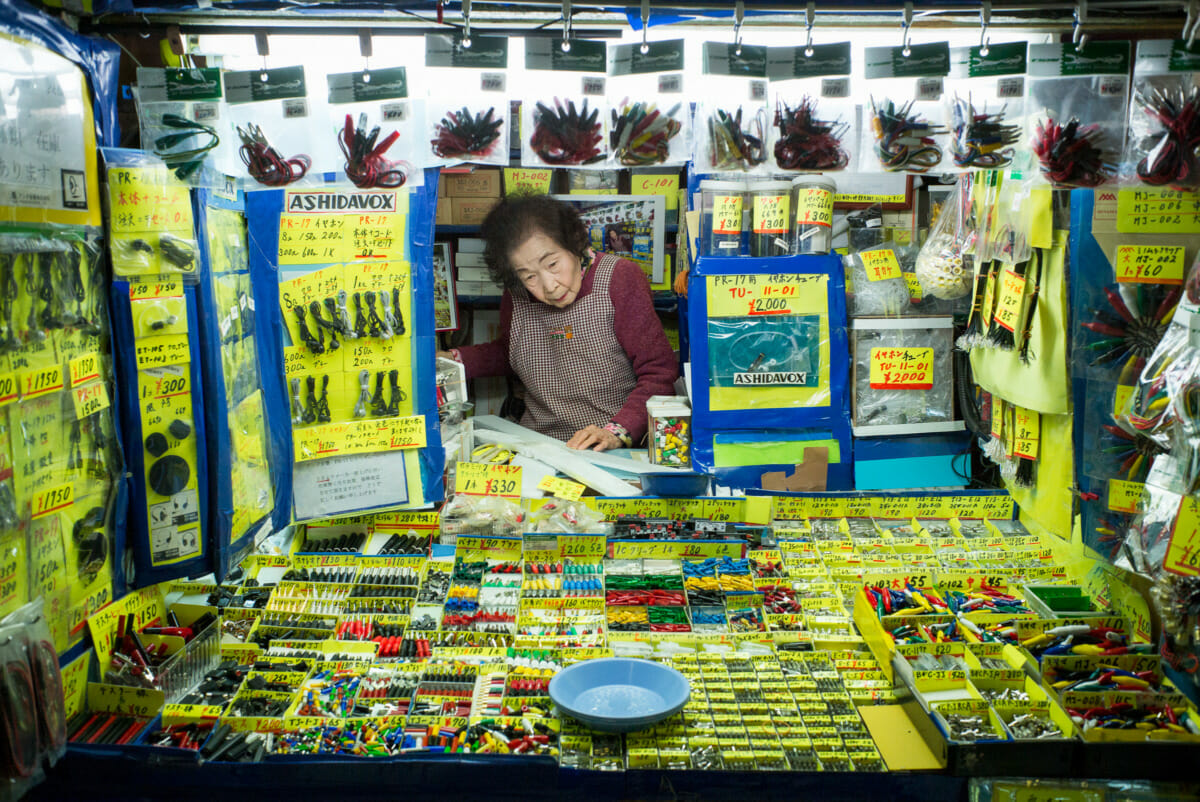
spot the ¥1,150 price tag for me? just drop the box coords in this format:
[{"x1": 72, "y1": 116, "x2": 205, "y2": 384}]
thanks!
[
  {"x1": 1114, "y1": 244, "x2": 1185, "y2": 284},
  {"x1": 69, "y1": 352, "x2": 102, "y2": 387},
  {"x1": 456, "y1": 462, "x2": 522, "y2": 499},
  {"x1": 869, "y1": 347, "x2": 933, "y2": 390},
  {"x1": 537, "y1": 475, "x2": 585, "y2": 501}
]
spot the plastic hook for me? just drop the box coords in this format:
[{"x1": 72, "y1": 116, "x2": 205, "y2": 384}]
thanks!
[
  {"x1": 1073, "y1": 0, "x2": 1088, "y2": 53},
  {"x1": 979, "y1": 0, "x2": 991, "y2": 55},
  {"x1": 640, "y1": 0, "x2": 650, "y2": 54},
  {"x1": 734, "y1": 0, "x2": 744, "y2": 57},
  {"x1": 462, "y1": 0, "x2": 471, "y2": 49},
  {"x1": 562, "y1": 0, "x2": 572, "y2": 52},
  {"x1": 804, "y1": 1, "x2": 815, "y2": 57},
  {"x1": 901, "y1": 1, "x2": 913, "y2": 57}
]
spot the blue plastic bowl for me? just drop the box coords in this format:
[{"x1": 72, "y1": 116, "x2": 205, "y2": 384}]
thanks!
[
  {"x1": 549, "y1": 658, "x2": 691, "y2": 733},
  {"x1": 639, "y1": 471, "x2": 710, "y2": 498}
]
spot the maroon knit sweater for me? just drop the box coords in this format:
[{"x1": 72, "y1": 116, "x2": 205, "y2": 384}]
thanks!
[{"x1": 457, "y1": 253, "x2": 678, "y2": 443}]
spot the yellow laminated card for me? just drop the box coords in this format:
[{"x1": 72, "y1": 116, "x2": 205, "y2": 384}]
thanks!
[
  {"x1": 795, "y1": 187, "x2": 833, "y2": 227},
  {"x1": 108, "y1": 165, "x2": 193, "y2": 236},
  {"x1": 538, "y1": 475, "x2": 585, "y2": 501},
  {"x1": 993, "y1": 268, "x2": 1026, "y2": 333},
  {"x1": 707, "y1": 273, "x2": 827, "y2": 318},
  {"x1": 861, "y1": 250, "x2": 901, "y2": 282},
  {"x1": 869, "y1": 347, "x2": 933, "y2": 390},
  {"x1": 503, "y1": 167, "x2": 553, "y2": 196},
  {"x1": 631, "y1": 173, "x2": 679, "y2": 211},
  {"x1": 1164, "y1": 495, "x2": 1200, "y2": 577},
  {"x1": 280, "y1": 188, "x2": 409, "y2": 263},
  {"x1": 1012, "y1": 408, "x2": 1040, "y2": 460},
  {"x1": 293, "y1": 416, "x2": 427, "y2": 463},
  {"x1": 456, "y1": 462, "x2": 522, "y2": 499},
  {"x1": 1107, "y1": 479, "x2": 1143, "y2": 515},
  {"x1": 1116, "y1": 188, "x2": 1200, "y2": 234},
  {"x1": 1114, "y1": 244, "x2": 1185, "y2": 284}
]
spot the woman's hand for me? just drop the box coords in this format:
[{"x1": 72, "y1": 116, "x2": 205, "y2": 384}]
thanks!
[{"x1": 566, "y1": 425, "x2": 622, "y2": 452}]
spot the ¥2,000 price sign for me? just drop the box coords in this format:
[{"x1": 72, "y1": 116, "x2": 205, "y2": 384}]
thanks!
[
  {"x1": 869, "y1": 347, "x2": 933, "y2": 390},
  {"x1": 456, "y1": 462, "x2": 522, "y2": 499},
  {"x1": 1164, "y1": 495, "x2": 1200, "y2": 577}
]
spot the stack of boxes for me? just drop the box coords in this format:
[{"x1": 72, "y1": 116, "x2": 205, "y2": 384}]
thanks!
[{"x1": 437, "y1": 168, "x2": 501, "y2": 226}]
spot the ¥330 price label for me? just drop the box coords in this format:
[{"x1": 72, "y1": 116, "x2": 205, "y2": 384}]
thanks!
[{"x1": 456, "y1": 462, "x2": 522, "y2": 499}]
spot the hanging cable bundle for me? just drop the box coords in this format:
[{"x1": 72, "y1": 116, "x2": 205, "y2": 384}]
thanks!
[
  {"x1": 339, "y1": 113, "x2": 410, "y2": 189},
  {"x1": 529, "y1": 98, "x2": 604, "y2": 165},
  {"x1": 949, "y1": 95, "x2": 1020, "y2": 169},
  {"x1": 153, "y1": 113, "x2": 219, "y2": 180},
  {"x1": 1033, "y1": 117, "x2": 1112, "y2": 187},
  {"x1": 237, "y1": 124, "x2": 311, "y2": 187},
  {"x1": 610, "y1": 101, "x2": 682, "y2": 166},
  {"x1": 707, "y1": 107, "x2": 767, "y2": 170},
  {"x1": 869, "y1": 97, "x2": 945, "y2": 173},
  {"x1": 1101, "y1": 423, "x2": 1165, "y2": 483},
  {"x1": 772, "y1": 97, "x2": 850, "y2": 171},
  {"x1": 1135, "y1": 86, "x2": 1200, "y2": 188},
  {"x1": 1081, "y1": 284, "x2": 1179, "y2": 369},
  {"x1": 431, "y1": 107, "x2": 504, "y2": 159}
]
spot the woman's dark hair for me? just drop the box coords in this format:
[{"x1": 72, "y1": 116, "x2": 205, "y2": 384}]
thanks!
[{"x1": 480, "y1": 194, "x2": 590, "y2": 290}]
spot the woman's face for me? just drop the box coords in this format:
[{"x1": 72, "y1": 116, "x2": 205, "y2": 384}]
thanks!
[{"x1": 510, "y1": 230, "x2": 583, "y2": 309}]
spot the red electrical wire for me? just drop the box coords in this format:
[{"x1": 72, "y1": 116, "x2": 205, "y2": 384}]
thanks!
[
  {"x1": 237, "y1": 124, "x2": 311, "y2": 187},
  {"x1": 0, "y1": 660, "x2": 39, "y2": 778}
]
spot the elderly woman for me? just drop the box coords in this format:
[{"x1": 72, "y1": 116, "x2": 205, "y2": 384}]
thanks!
[{"x1": 440, "y1": 194, "x2": 677, "y2": 451}]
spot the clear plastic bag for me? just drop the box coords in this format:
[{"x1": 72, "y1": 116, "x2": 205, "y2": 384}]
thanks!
[
  {"x1": 945, "y1": 42, "x2": 1028, "y2": 172},
  {"x1": 1114, "y1": 302, "x2": 1196, "y2": 450},
  {"x1": 694, "y1": 42, "x2": 770, "y2": 174},
  {"x1": 766, "y1": 42, "x2": 855, "y2": 173},
  {"x1": 326, "y1": 66, "x2": 420, "y2": 188},
  {"x1": 521, "y1": 38, "x2": 608, "y2": 168},
  {"x1": 852, "y1": 320, "x2": 955, "y2": 431},
  {"x1": 914, "y1": 175, "x2": 974, "y2": 300},
  {"x1": 103, "y1": 149, "x2": 199, "y2": 279},
  {"x1": 134, "y1": 67, "x2": 237, "y2": 183},
  {"x1": 1124, "y1": 39, "x2": 1200, "y2": 189},
  {"x1": 424, "y1": 33, "x2": 511, "y2": 167},
  {"x1": 1026, "y1": 41, "x2": 1131, "y2": 188},
  {"x1": 861, "y1": 42, "x2": 951, "y2": 174},
  {"x1": 607, "y1": 40, "x2": 689, "y2": 167},
  {"x1": 529, "y1": 498, "x2": 609, "y2": 533},
  {"x1": 224, "y1": 66, "x2": 330, "y2": 187}
]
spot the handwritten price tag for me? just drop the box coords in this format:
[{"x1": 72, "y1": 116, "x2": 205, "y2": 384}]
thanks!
[
  {"x1": 861, "y1": 250, "x2": 901, "y2": 282},
  {"x1": 1164, "y1": 495, "x2": 1200, "y2": 576},
  {"x1": 1115, "y1": 244, "x2": 1185, "y2": 284},
  {"x1": 129, "y1": 280, "x2": 183, "y2": 300},
  {"x1": 33, "y1": 484, "x2": 74, "y2": 519},
  {"x1": 712, "y1": 195, "x2": 743, "y2": 234},
  {"x1": 19, "y1": 364, "x2": 63, "y2": 400},
  {"x1": 990, "y1": 397, "x2": 1004, "y2": 439},
  {"x1": 795, "y1": 187, "x2": 833, "y2": 227},
  {"x1": 73, "y1": 381, "x2": 111, "y2": 419},
  {"x1": 631, "y1": 173, "x2": 680, "y2": 211},
  {"x1": 0, "y1": 373, "x2": 17, "y2": 408},
  {"x1": 537, "y1": 475, "x2": 585, "y2": 501},
  {"x1": 993, "y1": 268, "x2": 1026, "y2": 332},
  {"x1": 456, "y1": 462, "x2": 522, "y2": 498},
  {"x1": 1113, "y1": 384, "x2": 1134, "y2": 418},
  {"x1": 706, "y1": 273, "x2": 826, "y2": 318},
  {"x1": 1107, "y1": 479, "x2": 1143, "y2": 514},
  {"x1": 1013, "y1": 407, "x2": 1040, "y2": 460},
  {"x1": 869, "y1": 347, "x2": 933, "y2": 390},
  {"x1": 503, "y1": 168, "x2": 553, "y2": 196},
  {"x1": 752, "y1": 193, "x2": 789, "y2": 235},
  {"x1": 69, "y1": 352, "x2": 102, "y2": 387},
  {"x1": 1116, "y1": 189, "x2": 1200, "y2": 234}
]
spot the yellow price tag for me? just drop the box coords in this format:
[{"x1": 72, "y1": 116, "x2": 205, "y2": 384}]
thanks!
[
  {"x1": 0, "y1": 373, "x2": 17, "y2": 408},
  {"x1": 19, "y1": 364, "x2": 64, "y2": 400},
  {"x1": 631, "y1": 173, "x2": 680, "y2": 210},
  {"x1": 73, "y1": 381, "x2": 111, "y2": 419},
  {"x1": 1114, "y1": 245, "x2": 1186, "y2": 284},
  {"x1": 503, "y1": 167, "x2": 553, "y2": 196},
  {"x1": 537, "y1": 475, "x2": 585, "y2": 501},
  {"x1": 69, "y1": 352, "x2": 102, "y2": 387},
  {"x1": 456, "y1": 462, "x2": 522, "y2": 498},
  {"x1": 1113, "y1": 384, "x2": 1134, "y2": 418},
  {"x1": 1116, "y1": 189, "x2": 1200, "y2": 234},
  {"x1": 32, "y1": 484, "x2": 74, "y2": 519},
  {"x1": 861, "y1": 250, "x2": 901, "y2": 282},
  {"x1": 1107, "y1": 479, "x2": 1143, "y2": 514},
  {"x1": 993, "y1": 268, "x2": 1026, "y2": 333},
  {"x1": 795, "y1": 187, "x2": 833, "y2": 226},
  {"x1": 1164, "y1": 495, "x2": 1200, "y2": 577},
  {"x1": 1012, "y1": 408, "x2": 1040, "y2": 460},
  {"x1": 712, "y1": 195, "x2": 743, "y2": 234},
  {"x1": 706, "y1": 273, "x2": 827, "y2": 318},
  {"x1": 868, "y1": 347, "x2": 933, "y2": 390},
  {"x1": 990, "y1": 397, "x2": 1004, "y2": 439},
  {"x1": 752, "y1": 193, "x2": 790, "y2": 235},
  {"x1": 903, "y1": 273, "x2": 924, "y2": 302},
  {"x1": 386, "y1": 416, "x2": 427, "y2": 450},
  {"x1": 135, "y1": 334, "x2": 191, "y2": 369},
  {"x1": 129, "y1": 280, "x2": 183, "y2": 301}
]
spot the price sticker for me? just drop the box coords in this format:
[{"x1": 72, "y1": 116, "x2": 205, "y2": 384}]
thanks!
[
  {"x1": 752, "y1": 193, "x2": 789, "y2": 235},
  {"x1": 869, "y1": 347, "x2": 934, "y2": 390},
  {"x1": 73, "y1": 381, "x2": 111, "y2": 419},
  {"x1": 631, "y1": 173, "x2": 680, "y2": 211},
  {"x1": 502, "y1": 168, "x2": 553, "y2": 196},
  {"x1": 861, "y1": 250, "x2": 901, "y2": 282},
  {"x1": 1113, "y1": 384, "x2": 1134, "y2": 418},
  {"x1": 1114, "y1": 245, "x2": 1185, "y2": 284},
  {"x1": 707, "y1": 273, "x2": 826, "y2": 318},
  {"x1": 385, "y1": 415, "x2": 427, "y2": 450},
  {"x1": 1013, "y1": 408, "x2": 1040, "y2": 460},
  {"x1": 69, "y1": 353, "x2": 102, "y2": 387},
  {"x1": 1117, "y1": 189, "x2": 1200, "y2": 234},
  {"x1": 795, "y1": 187, "x2": 833, "y2": 227},
  {"x1": 129, "y1": 281, "x2": 183, "y2": 300},
  {"x1": 33, "y1": 484, "x2": 74, "y2": 519},
  {"x1": 1107, "y1": 479, "x2": 1143, "y2": 514},
  {"x1": 990, "y1": 397, "x2": 1004, "y2": 439},
  {"x1": 456, "y1": 462, "x2": 522, "y2": 498},
  {"x1": 993, "y1": 268, "x2": 1027, "y2": 332},
  {"x1": 1164, "y1": 495, "x2": 1200, "y2": 576},
  {"x1": 713, "y1": 195, "x2": 743, "y2": 234},
  {"x1": 903, "y1": 273, "x2": 924, "y2": 302},
  {"x1": 19, "y1": 364, "x2": 64, "y2": 400},
  {"x1": 0, "y1": 373, "x2": 17, "y2": 408},
  {"x1": 537, "y1": 475, "x2": 585, "y2": 501}
]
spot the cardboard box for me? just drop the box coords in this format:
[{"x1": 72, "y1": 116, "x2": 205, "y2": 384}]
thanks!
[
  {"x1": 455, "y1": 252, "x2": 487, "y2": 269},
  {"x1": 441, "y1": 169, "x2": 502, "y2": 198},
  {"x1": 436, "y1": 197, "x2": 452, "y2": 225},
  {"x1": 455, "y1": 266, "x2": 492, "y2": 283},
  {"x1": 451, "y1": 196, "x2": 499, "y2": 226}
]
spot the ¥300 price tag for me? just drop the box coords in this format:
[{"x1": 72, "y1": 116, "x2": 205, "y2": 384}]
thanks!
[
  {"x1": 537, "y1": 475, "x2": 585, "y2": 501},
  {"x1": 456, "y1": 462, "x2": 522, "y2": 499},
  {"x1": 1115, "y1": 244, "x2": 1185, "y2": 284}
]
